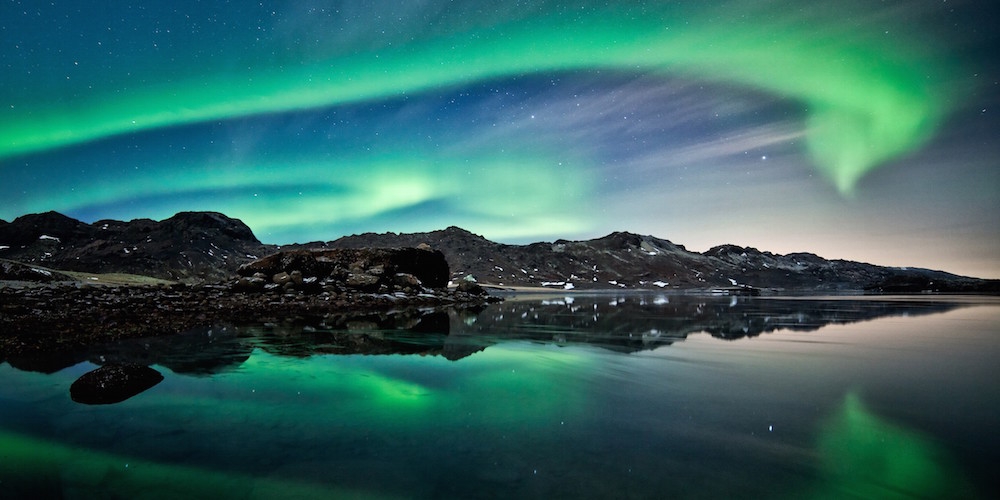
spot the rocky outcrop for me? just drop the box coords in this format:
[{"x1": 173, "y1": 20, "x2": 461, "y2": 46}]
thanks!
[
  {"x1": 235, "y1": 247, "x2": 450, "y2": 293},
  {"x1": 0, "y1": 259, "x2": 74, "y2": 282},
  {"x1": 69, "y1": 363, "x2": 164, "y2": 405}
]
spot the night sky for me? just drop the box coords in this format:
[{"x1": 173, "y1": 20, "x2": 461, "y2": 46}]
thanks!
[{"x1": 1, "y1": 1, "x2": 997, "y2": 278}]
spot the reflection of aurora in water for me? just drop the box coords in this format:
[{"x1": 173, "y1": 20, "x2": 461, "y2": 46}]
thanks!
[
  {"x1": 0, "y1": 392, "x2": 976, "y2": 499},
  {"x1": 1, "y1": 296, "x2": 996, "y2": 498},
  {"x1": 809, "y1": 393, "x2": 976, "y2": 500}
]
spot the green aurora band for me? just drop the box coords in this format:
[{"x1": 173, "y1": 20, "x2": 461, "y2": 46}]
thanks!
[{"x1": 0, "y1": 3, "x2": 955, "y2": 194}]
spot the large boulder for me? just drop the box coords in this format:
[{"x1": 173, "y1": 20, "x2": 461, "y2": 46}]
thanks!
[
  {"x1": 69, "y1": 364, "x2": 164, "y2": 405},
  {"x1": 238, "y1": 247, "x2": 450, "y2": 290}
]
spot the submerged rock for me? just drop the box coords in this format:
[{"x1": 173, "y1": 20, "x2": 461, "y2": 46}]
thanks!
[{"x1": 69, "y1": 363, "x2": 164, "y2": 405}]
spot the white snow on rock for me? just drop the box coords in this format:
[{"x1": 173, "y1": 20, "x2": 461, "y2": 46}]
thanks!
[
  {"x1": 31, "y1": 268, "x2": 52, "y2": 276},
  {"x1": 564, "y1": 283, "x2": 575, "y2": 290},
  {"x1": 653, "y1": 281, "x2": 668, "y2": 288},
  {"x1": 728, "y1": 278, "x2": 738, "y2": 286},
  {"x1": 39, "y1": 235, "x2": 60, "y2": 242}
]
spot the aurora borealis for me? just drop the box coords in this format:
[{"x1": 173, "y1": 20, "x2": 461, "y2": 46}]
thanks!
[{"x1": 1, "y1": 1, "x2": 998, "y2": 277}]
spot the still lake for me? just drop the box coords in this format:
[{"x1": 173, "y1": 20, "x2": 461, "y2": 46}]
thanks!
[{"x1": 1, "y1": 294, "x2": 997, "y2": 499}]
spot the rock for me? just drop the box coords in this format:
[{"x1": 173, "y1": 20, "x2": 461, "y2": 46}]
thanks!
[
  {"x1": 289, "y1": 270, "x2": 304, "y2": 285},
  {"x1": 69, "y1": 364, "x2": 164, "y2": 405},
  {"x1": 0, "y1": 260, "x2": 74, "y2": 282},
  {"x1": 457, "y1": 280, "x2": 485, "y2": 295},
  {"x1": 273, "y1": 272, "x2": 291, "y2": 285},
  {"x1": 233, "y1": 277, "x2": 255, "y2": 291},
  {"x1": 239, "y1": 248, "x2": 450, "y2": 289},
  {"x1": 346, "y1": 272, "x2": 380, "y2": 291},
  {"x1": 394, "y1": 273, "x2": 423, "y2": 288}
]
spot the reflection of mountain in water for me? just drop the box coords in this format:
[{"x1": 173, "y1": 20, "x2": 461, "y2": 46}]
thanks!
[
  {"x1": 460, "y1": 295, "x2": 966, "y2": 353},
  {"x1": 2, "y1": 296, "x2": 972, "y2": 382}
]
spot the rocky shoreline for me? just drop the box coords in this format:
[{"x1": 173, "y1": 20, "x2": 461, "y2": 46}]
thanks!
[
  {"x1": 0, "y1": 280, "x2": 497, "y2": 358},
  {"x1": 0, "y1": 246, "x2": 503, "y2": 358}
]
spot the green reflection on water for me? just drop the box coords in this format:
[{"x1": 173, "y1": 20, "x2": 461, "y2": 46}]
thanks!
[
  {"x1": 0, "y1": 429, "x2": 399, "y2": 499},
  {"x1": 811, "y1": 392, "x2": 975, "y2": 499},
  {"x1": 0, "y1": 342, "x2": 595, "y2": 497}
]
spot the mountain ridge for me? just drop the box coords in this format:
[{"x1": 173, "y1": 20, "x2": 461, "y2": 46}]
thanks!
[{"x1": 1, "y1": 211, "x2": 996, "y2": 293}]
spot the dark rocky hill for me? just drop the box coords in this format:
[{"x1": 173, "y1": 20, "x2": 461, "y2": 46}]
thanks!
[
  {"x1": 314, "y1": 227, "x2": 999, "y2": 294},
  {"x1": 1, "y1": 211, "x2": 996, "y2": 293},
  {"x1": 0, "y1": 211, "x2": 269, "y2": 282}
]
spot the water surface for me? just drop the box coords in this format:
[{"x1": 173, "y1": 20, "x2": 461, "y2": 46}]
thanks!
[{"x1": 1, "y1": 294, "x2": 997, "y2": 498}]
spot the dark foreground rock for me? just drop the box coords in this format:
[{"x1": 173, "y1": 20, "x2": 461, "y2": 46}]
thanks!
[{"x1": 69, "y1": 363, "x2": 164, "y2": 405}]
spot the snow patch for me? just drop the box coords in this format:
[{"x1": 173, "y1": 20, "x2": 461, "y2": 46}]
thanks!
[
  {"x1": 39, "y1": 235, "x2": 60, "y2": 242},
  {"x1": 31, "y1": 268, "x2": 52, "y2": 276},
  {"x1": 0, "y1": 245, "x2": 9, "y2": 250},
  {"x1": 564, "y1": 283, "x2": 575, "y2": 290},
  {"x1": 541, "y1": 281, "x2": 565, "y2": 287},
  {"x1": 653, "y1": 281, "x2": 668, "y2": 288},
  {"x1": 728, "y1": 278, "x2": 738, "y2": 286}
]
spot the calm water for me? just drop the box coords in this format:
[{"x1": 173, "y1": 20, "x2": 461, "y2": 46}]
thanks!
[{"x1": 1, "y1": 294, "x2": 997, "y2": 499}]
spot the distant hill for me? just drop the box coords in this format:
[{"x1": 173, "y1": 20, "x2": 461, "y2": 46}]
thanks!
[
  {"x1": 312, "y1": 227, "x2": 998, "y2": 294},
  {"x1": 1, "y1": 211, "x2": 996, "y2": 293},
  {"x1": 0, "y1": 211, "x2": 265, "y2": 282}
]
